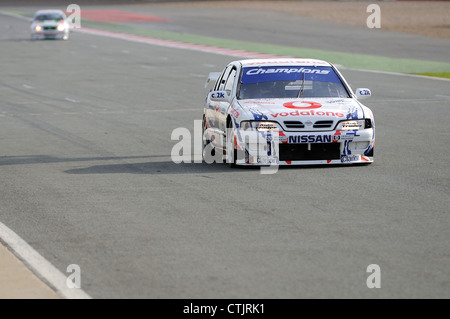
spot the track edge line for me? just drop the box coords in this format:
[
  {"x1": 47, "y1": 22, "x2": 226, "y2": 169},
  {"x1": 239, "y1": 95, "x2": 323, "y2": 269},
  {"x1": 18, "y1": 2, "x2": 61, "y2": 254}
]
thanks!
[{"x1": 0, "y1": 222, "x2": 92, "y2": 299}]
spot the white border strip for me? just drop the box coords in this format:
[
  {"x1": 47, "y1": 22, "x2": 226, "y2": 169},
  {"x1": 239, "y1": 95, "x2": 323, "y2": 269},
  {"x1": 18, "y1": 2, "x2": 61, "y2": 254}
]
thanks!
[
  {"x1": 75, "y1": 27, "x2": 288, "y2": 59},
  {"x1": 0, "y1": 222, "x2": 92, "y2": 299}
]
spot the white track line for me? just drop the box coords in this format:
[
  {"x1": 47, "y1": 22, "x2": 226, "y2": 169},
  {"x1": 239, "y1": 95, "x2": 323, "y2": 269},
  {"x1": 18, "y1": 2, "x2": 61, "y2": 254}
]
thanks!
[
  {"x1": 0, "y1": 222, "x2": 92, "y2": 299},
  {"x1": 75, "y1": 27, "x2": 289, "y2": 59}
]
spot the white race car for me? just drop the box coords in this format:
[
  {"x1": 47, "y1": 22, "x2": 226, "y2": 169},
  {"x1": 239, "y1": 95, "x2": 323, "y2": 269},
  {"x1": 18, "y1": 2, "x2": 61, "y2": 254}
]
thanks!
[
  {"x1": 31, "y1": 9, "x2": 70, "y2": 40},
  {"x1": 202, "y1": 58, "x2": 375, "y2": 166}
]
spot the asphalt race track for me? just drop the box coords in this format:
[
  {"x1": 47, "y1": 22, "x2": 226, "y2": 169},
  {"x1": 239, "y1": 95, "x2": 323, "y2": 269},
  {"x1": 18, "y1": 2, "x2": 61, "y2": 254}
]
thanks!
[{"x1": 1, "y1": 4, "x2": 450, "y2": 299}]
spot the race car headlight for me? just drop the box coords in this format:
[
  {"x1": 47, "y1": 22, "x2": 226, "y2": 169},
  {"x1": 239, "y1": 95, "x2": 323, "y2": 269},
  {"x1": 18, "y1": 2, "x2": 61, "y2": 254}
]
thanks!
[
  {"x1": 57, "y1": 24, "x2": 66, "y2": 32},
  {"x1": 241, "y1": 121, "x2": 280, "y2": 132},
  {"x1": 337, "y1": 120, "x2": 365, "y2": 131},
  {"x1": 35, "y1": 25, "x2": 42, "y2": 32}
]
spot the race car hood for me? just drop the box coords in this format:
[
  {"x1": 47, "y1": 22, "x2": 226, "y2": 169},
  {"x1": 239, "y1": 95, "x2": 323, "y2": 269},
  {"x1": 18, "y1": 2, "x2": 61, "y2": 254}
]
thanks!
[
  {"x1": 33, "y1": 20, "x2": 61, "y2": 26},
  {"x1": 237, "y1": 98, "x2": 364, "y2": 130}
]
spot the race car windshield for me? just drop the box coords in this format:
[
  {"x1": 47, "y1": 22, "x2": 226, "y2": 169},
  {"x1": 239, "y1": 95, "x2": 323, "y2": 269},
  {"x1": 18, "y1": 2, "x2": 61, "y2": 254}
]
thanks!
[
  {"x1": 238, "y1": 66, "x2": 350, "y2": 99},
  {"x1": 35, "y1": 14, "x2": 65, "y2": 21}
]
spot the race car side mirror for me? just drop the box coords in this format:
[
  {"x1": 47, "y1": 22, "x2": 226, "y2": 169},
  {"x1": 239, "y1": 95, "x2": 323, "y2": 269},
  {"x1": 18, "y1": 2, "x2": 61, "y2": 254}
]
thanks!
[
  {"x1": 208, "y1": 91, "x2": 232, "y2": 103},
  {"x1": 355, "y1": 88, "x2": 371, "y2": 100}
]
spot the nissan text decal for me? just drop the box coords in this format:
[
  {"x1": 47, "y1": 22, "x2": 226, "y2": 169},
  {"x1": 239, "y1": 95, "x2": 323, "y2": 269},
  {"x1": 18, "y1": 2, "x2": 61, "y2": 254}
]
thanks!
[{"x1": 283, "y1": 101, "x2": 322, "y2": 110}]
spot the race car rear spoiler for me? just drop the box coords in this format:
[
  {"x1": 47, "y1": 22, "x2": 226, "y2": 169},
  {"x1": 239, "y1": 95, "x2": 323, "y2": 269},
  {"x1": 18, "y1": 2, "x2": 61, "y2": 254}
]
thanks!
[{"x1": 205, "y1": 72, "x2": 221, "y2": 88}]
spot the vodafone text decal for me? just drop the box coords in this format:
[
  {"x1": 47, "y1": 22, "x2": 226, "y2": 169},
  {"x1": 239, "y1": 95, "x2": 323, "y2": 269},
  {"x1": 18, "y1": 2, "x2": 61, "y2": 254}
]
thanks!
[
  {"x1": 283, "y1": 101, "x2": 322, "y2": 110},
  {"x1": 270, "y1": 109, "x2": 345, "y2": 118}
]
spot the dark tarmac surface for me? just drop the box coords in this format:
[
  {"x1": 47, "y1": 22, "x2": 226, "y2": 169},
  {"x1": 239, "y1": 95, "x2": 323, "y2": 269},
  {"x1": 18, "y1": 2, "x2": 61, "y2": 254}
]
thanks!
[{"x1": 0, "y1": 3, "x2": 449, "y2": 299}]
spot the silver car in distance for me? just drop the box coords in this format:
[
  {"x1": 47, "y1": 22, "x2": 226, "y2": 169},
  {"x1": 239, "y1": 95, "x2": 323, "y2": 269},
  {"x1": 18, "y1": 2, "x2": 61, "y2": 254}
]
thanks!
[{"x1": 31, "y1": 9, "x2": 70, "y2": 40}]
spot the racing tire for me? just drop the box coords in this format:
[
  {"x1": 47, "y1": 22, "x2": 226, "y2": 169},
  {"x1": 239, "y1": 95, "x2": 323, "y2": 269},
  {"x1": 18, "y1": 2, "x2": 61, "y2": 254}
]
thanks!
[{"x1": 365, "y1": 147, "x2": 374, "y2": 165}]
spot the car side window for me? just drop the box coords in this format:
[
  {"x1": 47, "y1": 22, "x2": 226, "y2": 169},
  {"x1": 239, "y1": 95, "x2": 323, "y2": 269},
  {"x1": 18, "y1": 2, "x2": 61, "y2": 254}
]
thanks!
[
  {"x1": 217, "y1": 66, "x2": 233, "y2": 91},
  {"x1": 224, "y1": 68, "x2": 237, "y2": 95}
]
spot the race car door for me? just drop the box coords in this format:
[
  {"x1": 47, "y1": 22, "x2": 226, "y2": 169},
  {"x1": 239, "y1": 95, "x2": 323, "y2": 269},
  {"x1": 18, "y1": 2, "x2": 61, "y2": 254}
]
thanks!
[{"x1": 215, "y1": 65, "x2": 237, "y2": 138}]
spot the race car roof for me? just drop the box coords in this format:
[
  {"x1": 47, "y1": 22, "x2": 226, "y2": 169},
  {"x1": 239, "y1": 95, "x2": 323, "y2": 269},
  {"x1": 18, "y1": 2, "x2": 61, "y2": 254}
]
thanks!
[
  {"x1": 33, "y1": 9, "x2": 66, "y2": 17},
  {"x1": 239, "y1": 58, "x2": 331, "y2": 68}
]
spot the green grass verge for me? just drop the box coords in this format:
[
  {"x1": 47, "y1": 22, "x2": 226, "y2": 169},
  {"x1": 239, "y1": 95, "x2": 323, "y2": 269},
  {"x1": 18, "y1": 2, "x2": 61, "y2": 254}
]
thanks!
[
  {"x1": 80, "y1": 20, "x2": 450, "y2": 74},
  {"x1": 2, "y1": 10, "x2": 29, "y2": 16},
  {"x1": 415, "y1": 73, "x2": 450, "y2": 79}
]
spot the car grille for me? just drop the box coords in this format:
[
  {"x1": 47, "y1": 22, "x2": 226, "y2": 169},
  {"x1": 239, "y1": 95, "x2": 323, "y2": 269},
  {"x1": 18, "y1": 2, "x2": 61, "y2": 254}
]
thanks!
[
  {"x1": 43, "y1": 26, "x2": 57, "y2": 30},
  {"x1": 283, "y1": 120, "x2": 334, "y2": 130},
  {"x1": 279, "y1": 143, "x2": 341, "y2": 161},
  {"x1": 284, "y1": 121, "x2": 305, "y2": 129},
  {"x1": 313, "y1": 121, "x2": 334, "y2": 129}
]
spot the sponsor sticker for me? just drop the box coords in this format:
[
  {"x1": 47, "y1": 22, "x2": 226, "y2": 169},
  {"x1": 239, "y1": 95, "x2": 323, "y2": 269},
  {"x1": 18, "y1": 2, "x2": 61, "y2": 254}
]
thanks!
[
  {"x1": 230, "y1": 106, "x2": 240, "y2": 118},
  {"x1": 333, "y1": 135, "x2": 354, "y2": 141},
  {"x1": 341, "y1": 155, "x2": 360, "y2": 163},
  {"x1": 283, "y1": 101, "x2": 322, "y2": 110},
  {"x1": 241, "y1": 66, "x2": 342, "y2": 84},
  {"x1": 288, "y1": 135, "x2": 334, "y2": 144},
  {"x1": 246, "y1": 67, "x2": 331, "y2": 76},
  {"x1": 270, "y1": 109, "x2": 345, "y2": 118}
]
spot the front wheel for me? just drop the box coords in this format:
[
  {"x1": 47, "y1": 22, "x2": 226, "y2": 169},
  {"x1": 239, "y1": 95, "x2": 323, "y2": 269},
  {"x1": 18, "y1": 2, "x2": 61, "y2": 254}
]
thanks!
[
  {"x1": 202, "y1": 119, "x2": 224, "y2": 164},
  {"x1": 226, "y1": 119, "x2": 245, "y2": 167}
]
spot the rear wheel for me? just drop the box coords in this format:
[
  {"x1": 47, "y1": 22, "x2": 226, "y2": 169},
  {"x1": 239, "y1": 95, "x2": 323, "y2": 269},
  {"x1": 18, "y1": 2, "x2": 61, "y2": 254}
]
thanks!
[{"x1": 202, "y1": 119, "x2": 213, "y2": 162}]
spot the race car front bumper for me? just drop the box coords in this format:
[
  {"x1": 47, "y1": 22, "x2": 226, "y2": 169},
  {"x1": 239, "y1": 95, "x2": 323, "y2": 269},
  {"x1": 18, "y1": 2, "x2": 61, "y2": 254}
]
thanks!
[
  {"x1": 31, "y1": 30, "x2": 68, "y2": 40},
  {"x1": 234, "y1": 128, "x2": 375, "y2": 165}
]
